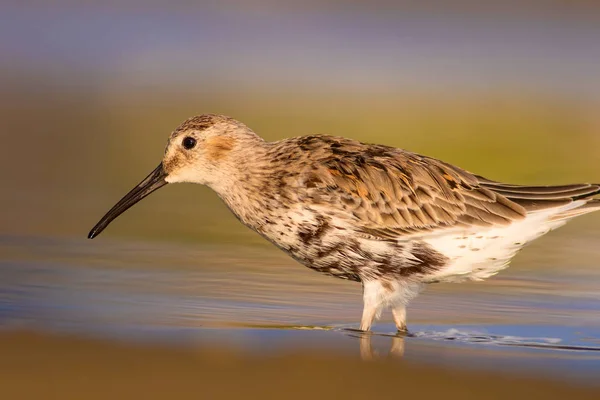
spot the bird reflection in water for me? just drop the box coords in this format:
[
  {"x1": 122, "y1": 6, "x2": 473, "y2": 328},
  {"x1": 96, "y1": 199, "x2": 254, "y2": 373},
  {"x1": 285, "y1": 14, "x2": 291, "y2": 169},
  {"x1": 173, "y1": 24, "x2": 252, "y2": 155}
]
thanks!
[{"x1": 345, "y1": 329, "x2": 407, "y2": 360}]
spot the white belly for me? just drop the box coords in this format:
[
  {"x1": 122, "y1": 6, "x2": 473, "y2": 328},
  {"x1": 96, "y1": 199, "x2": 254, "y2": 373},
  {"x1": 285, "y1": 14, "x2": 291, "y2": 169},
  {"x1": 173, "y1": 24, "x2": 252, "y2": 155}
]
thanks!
[{"x1": 422, "y1": 209, "x2": 571, "y2": 283}]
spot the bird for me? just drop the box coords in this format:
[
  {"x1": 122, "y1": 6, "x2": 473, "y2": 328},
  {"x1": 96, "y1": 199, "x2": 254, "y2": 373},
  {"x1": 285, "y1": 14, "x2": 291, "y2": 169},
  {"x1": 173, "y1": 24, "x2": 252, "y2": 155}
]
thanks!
[{"x1": 88, "y1": 114, "x2": 600, "y2": 333}]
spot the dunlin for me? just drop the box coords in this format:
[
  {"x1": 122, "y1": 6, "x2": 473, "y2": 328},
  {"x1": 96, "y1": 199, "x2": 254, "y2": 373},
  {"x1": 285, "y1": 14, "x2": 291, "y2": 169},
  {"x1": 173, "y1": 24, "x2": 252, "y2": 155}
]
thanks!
[{"x1": 89, "y1": 114, "x2": 600, "y2": 332}]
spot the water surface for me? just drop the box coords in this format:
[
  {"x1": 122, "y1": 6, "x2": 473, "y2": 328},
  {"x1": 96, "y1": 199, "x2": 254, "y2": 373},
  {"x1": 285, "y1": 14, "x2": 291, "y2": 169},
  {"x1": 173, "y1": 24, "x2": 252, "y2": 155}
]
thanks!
[{"x1": 2, "y1": 232, "x2": 600, "y2": 385}]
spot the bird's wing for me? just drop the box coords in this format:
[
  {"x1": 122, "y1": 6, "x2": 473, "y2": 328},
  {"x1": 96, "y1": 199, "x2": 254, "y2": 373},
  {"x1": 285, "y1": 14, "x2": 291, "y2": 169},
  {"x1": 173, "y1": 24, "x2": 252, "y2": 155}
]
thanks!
[{"x1": 292, "y1": 137, "x2": 527, "y2": 240}]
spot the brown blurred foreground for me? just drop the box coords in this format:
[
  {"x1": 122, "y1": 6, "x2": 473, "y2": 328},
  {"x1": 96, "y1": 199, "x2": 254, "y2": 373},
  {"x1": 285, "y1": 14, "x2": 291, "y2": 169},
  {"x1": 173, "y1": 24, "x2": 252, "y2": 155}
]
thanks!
[{"x1": 1, "y1": 331, "x2": 598, "y2": 400}]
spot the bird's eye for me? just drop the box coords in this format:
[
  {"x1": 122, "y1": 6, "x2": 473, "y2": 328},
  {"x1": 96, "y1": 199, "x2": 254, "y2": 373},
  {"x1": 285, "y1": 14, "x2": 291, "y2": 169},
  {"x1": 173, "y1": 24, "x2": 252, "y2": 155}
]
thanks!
[{"x1": 182, "y1": 137, "x2": 197, "y2": 150}]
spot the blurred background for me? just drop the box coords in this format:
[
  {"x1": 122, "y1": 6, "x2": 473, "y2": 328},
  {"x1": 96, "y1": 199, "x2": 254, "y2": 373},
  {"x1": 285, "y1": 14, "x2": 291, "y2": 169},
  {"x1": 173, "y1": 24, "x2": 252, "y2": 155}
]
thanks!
[
  {"x1": 2, "y1": 1, "x2": 600, "y2": 242},
  {"x1": 1, "y1": 1, "x2": 600, "y2": 396}
]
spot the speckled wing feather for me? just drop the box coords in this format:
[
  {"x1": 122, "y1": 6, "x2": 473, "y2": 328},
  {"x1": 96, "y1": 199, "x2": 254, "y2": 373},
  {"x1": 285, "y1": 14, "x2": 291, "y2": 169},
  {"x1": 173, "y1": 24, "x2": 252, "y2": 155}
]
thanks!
[{"x1": 288, "y1": 136, "x2": 528, "y2": 239}]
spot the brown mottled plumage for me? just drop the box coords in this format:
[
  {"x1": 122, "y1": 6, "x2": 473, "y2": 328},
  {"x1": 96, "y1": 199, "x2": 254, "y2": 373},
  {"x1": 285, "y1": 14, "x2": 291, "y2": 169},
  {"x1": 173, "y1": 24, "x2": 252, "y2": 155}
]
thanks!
[{"x1": 89, "y1": 114, "x2": 600, "y2": 332}]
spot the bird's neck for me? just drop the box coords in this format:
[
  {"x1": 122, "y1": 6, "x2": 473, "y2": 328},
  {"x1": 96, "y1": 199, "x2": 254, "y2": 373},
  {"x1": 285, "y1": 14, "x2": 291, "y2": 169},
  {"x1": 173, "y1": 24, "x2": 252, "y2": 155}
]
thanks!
[{"x1": 208, "y1": 140, "x2": 280, "y2": 230}]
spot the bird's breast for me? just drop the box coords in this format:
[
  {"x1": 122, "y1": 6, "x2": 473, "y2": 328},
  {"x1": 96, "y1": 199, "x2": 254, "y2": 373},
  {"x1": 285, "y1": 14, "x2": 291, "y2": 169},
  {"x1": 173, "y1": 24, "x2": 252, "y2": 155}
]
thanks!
[{"x1": 256, "y1": 208, "x2": 449, "y2": 282}]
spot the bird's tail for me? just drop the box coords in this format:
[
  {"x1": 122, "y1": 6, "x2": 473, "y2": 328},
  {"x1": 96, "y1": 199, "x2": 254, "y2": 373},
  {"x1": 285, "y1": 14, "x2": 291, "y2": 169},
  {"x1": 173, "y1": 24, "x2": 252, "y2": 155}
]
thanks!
[
  {"x1": 476, "y1": 177, "x2": 600, "y2": 221},
  {"x1": 550, "y1": 199, "x2": 600, "y2": 221}
]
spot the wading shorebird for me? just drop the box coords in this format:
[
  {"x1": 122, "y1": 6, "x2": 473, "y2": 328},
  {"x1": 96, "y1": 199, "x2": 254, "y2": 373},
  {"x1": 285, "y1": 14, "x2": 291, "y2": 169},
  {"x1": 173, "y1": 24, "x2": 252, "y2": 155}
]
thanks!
[{"x1": 89, "y1": 114, "x2": 600, "y2": 332}]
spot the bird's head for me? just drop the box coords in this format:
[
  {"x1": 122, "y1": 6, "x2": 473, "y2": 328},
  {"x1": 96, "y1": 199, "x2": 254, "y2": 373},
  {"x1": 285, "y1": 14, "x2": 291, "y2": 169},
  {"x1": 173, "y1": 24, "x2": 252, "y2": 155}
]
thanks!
[{"x1": 88, "y1": 114, "x2": 261, "y2": 239}]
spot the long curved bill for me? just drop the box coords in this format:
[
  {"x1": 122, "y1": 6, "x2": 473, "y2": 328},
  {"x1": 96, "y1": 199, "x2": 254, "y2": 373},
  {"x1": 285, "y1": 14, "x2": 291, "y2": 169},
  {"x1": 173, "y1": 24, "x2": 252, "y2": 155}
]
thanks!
[{"x1": 88, "y1": 164, "x2": 168, "y2": 239}]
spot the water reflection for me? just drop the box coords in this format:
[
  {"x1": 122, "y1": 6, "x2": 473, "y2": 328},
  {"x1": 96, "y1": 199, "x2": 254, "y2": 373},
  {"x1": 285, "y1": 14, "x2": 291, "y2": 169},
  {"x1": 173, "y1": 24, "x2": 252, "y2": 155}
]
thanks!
[{"x1": 352, "y1": 331, "x2": 405, "y2": 360}]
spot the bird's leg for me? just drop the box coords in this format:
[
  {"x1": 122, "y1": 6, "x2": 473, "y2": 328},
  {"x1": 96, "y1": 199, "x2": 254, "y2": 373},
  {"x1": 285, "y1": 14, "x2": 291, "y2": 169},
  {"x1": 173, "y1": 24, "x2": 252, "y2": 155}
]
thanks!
[
  {"x1": 392, "y1": 304, "x2": 408, "y2": 333},
  {"x1": 360, "y1": 304, "x2": 377, "y2": 331},
  {"x1": 360, "y1": 280, "x2": 385, "y2": 331}
]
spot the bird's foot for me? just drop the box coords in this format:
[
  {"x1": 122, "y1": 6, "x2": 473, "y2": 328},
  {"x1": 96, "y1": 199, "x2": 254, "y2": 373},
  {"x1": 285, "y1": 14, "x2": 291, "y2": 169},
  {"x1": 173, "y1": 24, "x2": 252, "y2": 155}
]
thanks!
[{"x1": 396, "y1": 325, "x2": 411, "y2": 336}]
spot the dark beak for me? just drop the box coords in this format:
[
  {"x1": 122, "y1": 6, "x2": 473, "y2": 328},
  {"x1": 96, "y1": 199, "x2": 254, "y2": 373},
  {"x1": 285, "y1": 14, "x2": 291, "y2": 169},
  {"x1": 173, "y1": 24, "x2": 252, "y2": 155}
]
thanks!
[{"x1": 88, "y1": 164, "x2": 168, "y2": 239}]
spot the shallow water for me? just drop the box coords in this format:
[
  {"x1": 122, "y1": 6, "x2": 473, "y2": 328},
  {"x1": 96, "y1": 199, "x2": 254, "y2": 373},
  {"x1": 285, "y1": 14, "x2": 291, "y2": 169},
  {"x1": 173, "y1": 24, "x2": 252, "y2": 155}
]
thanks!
[{"x1": 1, "y1": 232, "x2": 600, "y2": 385}]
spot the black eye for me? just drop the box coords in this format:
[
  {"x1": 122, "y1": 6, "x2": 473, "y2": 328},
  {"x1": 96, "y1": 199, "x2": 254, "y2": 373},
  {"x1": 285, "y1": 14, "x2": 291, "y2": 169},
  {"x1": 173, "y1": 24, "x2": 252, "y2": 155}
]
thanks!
[{"x1": 182, "y1": 136, "x2": 197, "y2": 150}]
